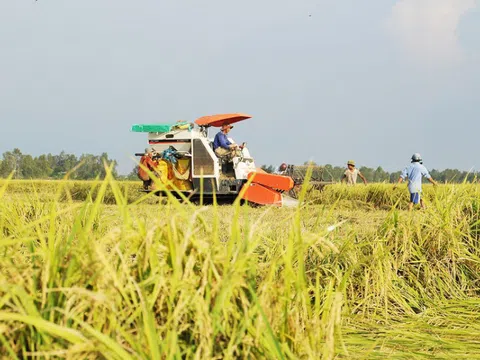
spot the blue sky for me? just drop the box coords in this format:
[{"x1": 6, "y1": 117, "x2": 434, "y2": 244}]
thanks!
[{"x1": 1, "y1": 0, "x2": 479, "y2": 174}]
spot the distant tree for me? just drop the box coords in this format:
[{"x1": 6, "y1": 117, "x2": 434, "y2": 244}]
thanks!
[
  {"x1": 462, "y1": 170, "x2": 476, "y2": 183},
  {"x1": 442, "y1": 169, "x2": 460, "y2": 183},
  {"x1": 359, "y1": 166, "x2": 372, "y2": 182},
  {"x1": 75, "y1": 153, "x2": 117, "y2": 180},
  {"x1": 0, "y1": 149, "x2": 22, "y2": 178},
  {"x1": 0, "y1": 155, "x2": 15, "y2": 178},
  {"x1": 75, "y1": 154, "x2": 94, "y2": 180},
  {"x1": 373, "y1": 166, "x2": 388, "y2": 182},
  {"x1": 21, "y1": 155, "x2": 42, "y2": 179},
  {"x1": 100, "y1": 152, "x2": 118, "y2": 178},
  {"x1": 46, "y1": 154, "x2": 57, "y2": 173},
  {"x1": 35, "y1": 154, "x2": 53, "y2": 178},
  {"x1": 389, "y1": 171, "x2": 401, "y2": 183},
  {"x1": 51, "y1": 151, "x2": 79, "y2": 178},
  {"x1": 430, "y1": 169, "x2": 442, "y2": 183}
]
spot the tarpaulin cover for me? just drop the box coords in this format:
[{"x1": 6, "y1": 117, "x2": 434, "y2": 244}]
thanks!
[{"x1": 131, "y1": 122, "x2": 189, "y2": 133}]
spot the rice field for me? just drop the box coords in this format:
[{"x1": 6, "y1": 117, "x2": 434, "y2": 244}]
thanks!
[{"x1": 1, "y1": 174, "x2": 480, "y2": 359}]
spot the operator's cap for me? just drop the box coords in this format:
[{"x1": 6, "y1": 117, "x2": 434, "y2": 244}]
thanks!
[{"x1": 347, "y1": 160, "x2": 355, "y2": 166}]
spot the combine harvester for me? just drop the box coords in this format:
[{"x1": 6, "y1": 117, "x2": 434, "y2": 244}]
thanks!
[{"x1": 132, "y1": 113, "x2": 297, "y2": 207}]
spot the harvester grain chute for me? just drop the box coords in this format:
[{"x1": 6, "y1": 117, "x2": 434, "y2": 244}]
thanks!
[{"x1": 132, "y1": 114, "x2": 297, "y2": 207}]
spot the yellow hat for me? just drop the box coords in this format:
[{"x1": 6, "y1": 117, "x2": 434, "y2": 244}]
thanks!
[{"x1": 347, "y1": 160, "x2": 355, "y2": 166}]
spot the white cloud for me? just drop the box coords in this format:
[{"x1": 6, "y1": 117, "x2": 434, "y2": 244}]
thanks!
[{"x1": 388, "y1": 0, "x2": 476, "y2": 65}]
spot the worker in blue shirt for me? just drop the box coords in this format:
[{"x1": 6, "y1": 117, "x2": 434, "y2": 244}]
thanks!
[
  {"x1": 213, "y1": 123, "x2": 241, "y2": 159},
  {"x1": 394, "y1": 153, "x2": 437, "y2": 211}
]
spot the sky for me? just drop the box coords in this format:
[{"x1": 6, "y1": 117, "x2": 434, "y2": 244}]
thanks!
[{"x1": 1, "y1": 0, "x2": 479, "y2": 174}]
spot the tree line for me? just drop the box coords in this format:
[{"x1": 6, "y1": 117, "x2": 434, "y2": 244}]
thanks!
[
  {"x1": 0, "y1": 148, "x2": 118, "y2": 180},
  {"x1": 0, "y1": 149, "x2": 478, "y2": 183}
]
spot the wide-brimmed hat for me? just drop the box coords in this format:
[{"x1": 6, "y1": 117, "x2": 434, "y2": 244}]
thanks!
[
  {"x1": 347, "y1": 160, "x2": 355, "y2": 166},
  {"x1": 411, "y1": 153, "x2": 422, "y2": 162}
]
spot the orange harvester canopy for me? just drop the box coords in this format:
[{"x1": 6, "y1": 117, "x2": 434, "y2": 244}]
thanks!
[{"x1": 194, "y1": 113, "x2": 252, "y2": 127}]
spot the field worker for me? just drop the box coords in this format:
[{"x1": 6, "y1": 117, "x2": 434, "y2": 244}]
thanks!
[
  {"x1": 342, "y1": 160, "x2": 367, "y2": 185},
  {"x1": 213, "y1": 123, "x2": 241, "y2": 160},
  {"x1": 138, "y1": 148, "x2": 157, "y2": 190},
  {"x1": 275, "y1": 163, "x2": 288, "y2": 175},
  {"x1": 394, "y1": 153, "x2": 437, "y2": 211}
]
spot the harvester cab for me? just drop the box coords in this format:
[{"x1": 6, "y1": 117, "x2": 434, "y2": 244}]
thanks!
[{"x1": 132, "y1": 113, "x2": 296, "y2": 207}]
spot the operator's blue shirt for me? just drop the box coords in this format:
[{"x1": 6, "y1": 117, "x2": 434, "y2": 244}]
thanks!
[
  {"x1": 400, "y1": 162, "x2": 431, "y2": 193},
  {"x1": 213, "y1": 131, "x2": 231, "y2": 150}
]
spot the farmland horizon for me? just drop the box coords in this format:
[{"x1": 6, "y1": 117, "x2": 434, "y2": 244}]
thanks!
[{"x1": 1, "y1": 147, "x2": 479, "y2": 182}]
